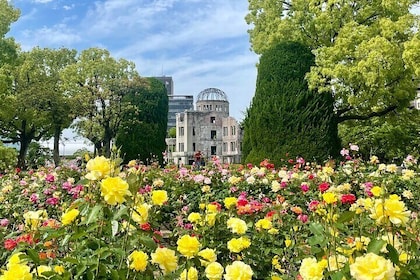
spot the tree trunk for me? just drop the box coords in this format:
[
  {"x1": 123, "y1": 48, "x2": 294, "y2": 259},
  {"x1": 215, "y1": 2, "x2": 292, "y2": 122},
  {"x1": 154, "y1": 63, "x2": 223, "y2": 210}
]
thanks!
[
  {"x1": 17, "y1": 138, "x2": 31, "y2": 170},
  {"x1": 53, "y1": 128, "x2": 61, "y2": 166}
]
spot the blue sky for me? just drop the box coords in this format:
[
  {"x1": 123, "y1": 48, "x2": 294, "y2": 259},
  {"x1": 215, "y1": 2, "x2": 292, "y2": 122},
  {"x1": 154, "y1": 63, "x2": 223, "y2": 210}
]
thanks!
[{"x1": 7, "y1": 0, "x2": 258, "y2": 122}]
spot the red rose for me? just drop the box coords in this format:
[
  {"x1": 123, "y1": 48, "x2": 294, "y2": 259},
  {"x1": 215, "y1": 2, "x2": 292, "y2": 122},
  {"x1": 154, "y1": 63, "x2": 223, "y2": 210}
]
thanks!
[
  {"x1": 341, "y1": 194, "x2": 356, "y2": 204},
  {"x1": 4, "y1": 239, "x2": 17, "y2": 250},
  {"x1": 318, "y1": 182, "x2": 330, "y2": 193},
  {"x1": 140, "y1": 223, "x2": 151, "y2": 231}
]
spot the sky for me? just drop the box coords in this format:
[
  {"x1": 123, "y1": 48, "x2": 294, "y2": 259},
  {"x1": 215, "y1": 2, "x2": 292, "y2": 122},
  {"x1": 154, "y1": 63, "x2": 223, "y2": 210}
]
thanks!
[
  {"x1": 6, "y1": 0, "x2": 259, "y2": 154},
  {"x1": 7, "y1": 0, "x2": 258, "y2": 122}
]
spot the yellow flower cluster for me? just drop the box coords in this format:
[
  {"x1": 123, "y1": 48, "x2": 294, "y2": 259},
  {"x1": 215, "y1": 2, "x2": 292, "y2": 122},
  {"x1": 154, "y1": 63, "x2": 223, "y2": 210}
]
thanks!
[
  {"x1": 180, "y1": 267, "x2": 198, "y2": 280},
  {"x1": 224, "y1": 197, "x2": 237, "y2": 209},
  {"x1": 128, "y1": 250, "x2": 148, "y2": 272},
  {"x1": 227, "y1": 236, "x2": 251, "y2": 253},
  {"x1": 23, "y1": 210, "x2": 47, "y2": 230},
  {"x1": 1, "y1": 253, "x2": 32, "y2": 280},
  {"x1": 85, "y1": 156, "x2": 114, "y2": 180},
  {"x1": 205, "y1": 262, "x2": 224, "y2": 280},
  {"x1": 187, "y1": 212, "x2": 202, "y2": 223},
  {"x1": 322, "y1": 192, "x2": 337, "y2": 204},
  {"x1": 151, "y1": 190, "x2": 168, "y2": 206},
  {"x1": 370, "y1": 195, "x2": 411, "y2": 225},
  {"x1": 131, "y1": 203, "x2": 150, "y2": 224},
  {"x1": 198, "y1": 248, "x2": 217, "y2": 266},
  {"x1": 299, "y1": 257, "x2": 327, "y2": 280},
  {"x1": 255, "y1": 218, "x2": 272, "y2": 230},
  {"x1": 151, "y1": 247, "x2": 178, "y2": 275},
  {"x1": 224, "y1": 261, "x2": 253, "y2": 280},
  {"x1": 226, "y1": 217, "x2": 247, "y2": 234},
  {"x1": 350, "y1": 253, "x2": 395, "y2": 280},
  {"x1": 100, "y1": 176, "x2": 131, "y2": 205},
  {"x1": 177, "y1": 234, "x2": 201, "y2": 258},
  {"x1": 61, "y1": 208, "x2": 79, "y2": 226}
]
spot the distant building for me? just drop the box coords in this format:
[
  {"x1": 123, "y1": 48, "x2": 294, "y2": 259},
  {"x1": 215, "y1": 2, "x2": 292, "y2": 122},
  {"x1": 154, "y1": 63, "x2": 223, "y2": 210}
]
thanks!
[
  {"x1": 154, "y1": 76, "x2": 174, "y2": 96},
  {"x1": 153, "y1": 76, "x2": 194, "y2": 129},
  {"x1": 168, "y1": 95, "x2": 194, "y2": 129},
  {"x1": 170, "y1": 88, "x2": 242, "y2": 165}
]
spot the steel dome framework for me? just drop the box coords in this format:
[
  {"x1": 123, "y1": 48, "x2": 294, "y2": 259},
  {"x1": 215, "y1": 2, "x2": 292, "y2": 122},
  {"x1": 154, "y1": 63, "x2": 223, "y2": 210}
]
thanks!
[{"x1": 197, "y1": 88, "x2": 228, "y2": 102}]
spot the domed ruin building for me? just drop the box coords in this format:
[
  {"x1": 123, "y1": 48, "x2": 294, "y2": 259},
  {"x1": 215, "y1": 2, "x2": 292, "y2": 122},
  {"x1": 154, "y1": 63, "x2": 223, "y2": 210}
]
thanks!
[{"x1": 170, "y1": 88, "x2": 242, "y2": 165}]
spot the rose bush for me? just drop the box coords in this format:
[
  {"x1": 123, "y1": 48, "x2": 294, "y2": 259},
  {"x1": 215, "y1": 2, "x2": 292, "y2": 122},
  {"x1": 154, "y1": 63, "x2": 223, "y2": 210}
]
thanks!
[{"x1": 0, "y1": 146, "x2": 419, "y2": 279}]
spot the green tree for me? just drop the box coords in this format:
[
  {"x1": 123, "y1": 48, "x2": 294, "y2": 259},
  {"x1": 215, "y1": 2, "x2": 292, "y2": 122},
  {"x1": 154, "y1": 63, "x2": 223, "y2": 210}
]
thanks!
[
  {"x1": 0, "y1": 48, "x2": 73, "y2": 168},
  {"x1": 0, "y1": 0, "x2": 20, "y2": 66},
  {"x1": 61, "y1": 48, "x2": 138, "y2": 157},
  {"x1": 339, "y1": 108, "x2": 420, "y2": 163},
  {"x1": 246, "y1": 0, "x2": 420, "y2": 122},
  {"x1": 0, "y1": 142, "x2": 17, "y2": 172},
  {"x1": 242, "y1": 41, "x2": 340, "y2": 165},
  {"x1": 39, "y1": 47, "x2": 77, "y2": 166},
  {"x1": 116, "y1": 77, "x2": 168, "y2": 164}
]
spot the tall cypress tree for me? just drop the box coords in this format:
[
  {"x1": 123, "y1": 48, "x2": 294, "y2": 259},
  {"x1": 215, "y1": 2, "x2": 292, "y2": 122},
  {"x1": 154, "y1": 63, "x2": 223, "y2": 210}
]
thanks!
[
  {"x1": 243, "y1": 41, "x2": 340, "y2": 165},
  {"x1": 116, "y1": 77, "x2": 168, "y2": 164}
]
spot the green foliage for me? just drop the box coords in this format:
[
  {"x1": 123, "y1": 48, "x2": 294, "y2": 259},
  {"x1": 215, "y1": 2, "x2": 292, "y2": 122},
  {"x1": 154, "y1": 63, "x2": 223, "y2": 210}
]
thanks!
[
  {"x1": 61, "y1": 48, "x2": 139, "y2": 157},
  {"x1": 339, "y1": 109, "x2": 420, "y2": 163},
  {"x1": 116, "y1": 77, "x2": 168, "y2": 164},
  {"x1": 0, "y1": 0, "x2": 19, "y2": 67},
  {"x1": 0, "y1": 48, "x2": 74, "y2": 168},
  {"x1": 0, "y1": 142, "x2": 17, "y2": 171},
  {"x1": 243, "y1": 41, "x2": 340, "y2": 165},
  {"x1": 167, "y1": 127, "x2": 176, "y2": 138},
  {"x1": 246, "y1": 0, "x2": 419, "y2": 121},
  {"x1": 26, "y1": 142, "x2": 53, "y2": 169}
]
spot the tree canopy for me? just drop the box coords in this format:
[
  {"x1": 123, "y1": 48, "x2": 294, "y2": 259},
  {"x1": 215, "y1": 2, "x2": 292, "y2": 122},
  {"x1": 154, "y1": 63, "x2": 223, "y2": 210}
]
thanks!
[
  {"x1": 116, "y1": 77, "x2": 168, "y2": 164},
  {"x1": 0, "y1": 0, "x2": 20, "y2": 66},
  {"x1": 243, "y1": 41, "x2": 340, "y2": 165},
  {"x1": 246, "y1": 0, "x2": 420, "y2": 121},
  {"x1": 61, "y1": 48, "x2": 139, "y2": 157}
]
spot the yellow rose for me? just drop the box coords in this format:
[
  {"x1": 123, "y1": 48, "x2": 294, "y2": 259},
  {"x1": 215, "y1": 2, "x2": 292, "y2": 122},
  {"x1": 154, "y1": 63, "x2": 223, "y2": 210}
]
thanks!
[
  {"x1": 370, "y1": 196, "x2": 410, "y2": 225},
  {"x1": 61, "y1": 209, "x2": 79, "y2": 226},
  {"x1": 227, "y1": 217, "x2": 247, "y2": 234},
  {"x1": 187, "y1": 212, "x2": 202, "y2": 223},
  {"x1": 255, "y1": 218, "x2": 272, "y2": 230},
  {"x1": 284, "y1": 239, "x2": 292, "y2": 248},
  {"x1": 23, "y1": 210, "x2": 47, "y2": 230},
  {"x1": 1, "y1": 264, "x2": 32, "y2": 280},
  {"x1": 151, "y1": 247, "x2": 178, "y2": 274},
  {"x1": 85, "y1": 156, "x2": 113, "y2": 180},
  {"x1": 180, "y1": 267, "x2": 198, "y2": 280},
  {"x1": 205, "y1": 262, "x2": 224, "y2": 280},
  {"x1": 7, "y1": 253, "x2": 26, "y2": 267},
  {"x1": 371, "y1": 186, "x2": 383, "y2": 197},
  {"x1": 37, "y1": 265, "x2": 52, "y2": 278},
  {"x1": 322, "y1": 192, "x2": 337, "y2": 204},
  {"x1": 128, "y1": 250, "x2": 148, "y2": 272},
  {"x1": 224, "y1": 261, "x2": 253, "y2": 280},
  {"x1": 227, "y1": 237, "x2": 251, "y2": 253},
  {"x1": 131, "y1": 203, "x2": 150, "y2": 224},
  {"x1": 198, "y1": 248, "x2": 217, "y2": 266},
  {"x1": 54, "y1": 265, "x2": 65, "y2": 275},
  {"x1": 299, "y1": 257, "x2": 325, "y2": 280},
  {"x1": 177, "y1": 235, "x2": 201, "y2": 258},
  {"x1": 224, "y1": 197, "x2": 237, "y2": 209},
  {"x1": 100, "y1": 177, "x2": 131, "y2": 205},
  {"x1": 350, "y1": 253, "x2": 395, "y2": 280},
  {"x1": 151, "y1": 190, "x2": 168, "y2": 206},
  {"x1": 205, "y1": 213, "x2": 217, "y2": 227}
]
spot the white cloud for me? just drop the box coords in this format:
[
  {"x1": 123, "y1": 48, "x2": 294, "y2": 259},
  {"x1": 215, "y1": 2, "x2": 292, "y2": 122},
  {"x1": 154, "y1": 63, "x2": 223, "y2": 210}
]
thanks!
[
  {"x1": 19, "y1": 24, "x2": 81, "y2": 49},
  {"x1": 33, "y1": 0, "x2": 53, "y2": 3},
  {"x1": 63, "y1": 4, "x2": 75, "y2": 11}
]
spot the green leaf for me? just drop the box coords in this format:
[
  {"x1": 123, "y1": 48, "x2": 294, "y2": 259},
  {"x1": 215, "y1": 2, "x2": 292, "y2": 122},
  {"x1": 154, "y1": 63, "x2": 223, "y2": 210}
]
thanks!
[
  {"x1": 26, "y1": 248, "x2": 40, "y2": 265},
  {"x1": 367, "y1": 239, "x2": 387, "y2": 254},
  {"x1": 336, "y1": 211, "x2": 355, "y2": 223},
  {"x1": 386, "y1": 244, "x2": 400, "y2": 265},
  {"x1": 84, "y1": 205, "x2": 102, "y2": 225},
  {"x1": 139, "y1": 235, "x2": 157, "y2": 250},
  {"x1": 309, "y1": 222, "x2": 324, "y2": 236},
  {"x1": 63, "y1": 257, "x2": 79, "y2": 264},
  {"x1": 113, "y1": 205, "x2": 128, "y2": 220}
]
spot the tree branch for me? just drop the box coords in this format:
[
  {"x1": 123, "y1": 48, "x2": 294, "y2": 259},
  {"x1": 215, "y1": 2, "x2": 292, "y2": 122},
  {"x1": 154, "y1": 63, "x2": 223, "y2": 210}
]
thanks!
[{"x1": 337, "y1": 105, "x2": 398, "y2": 123}]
